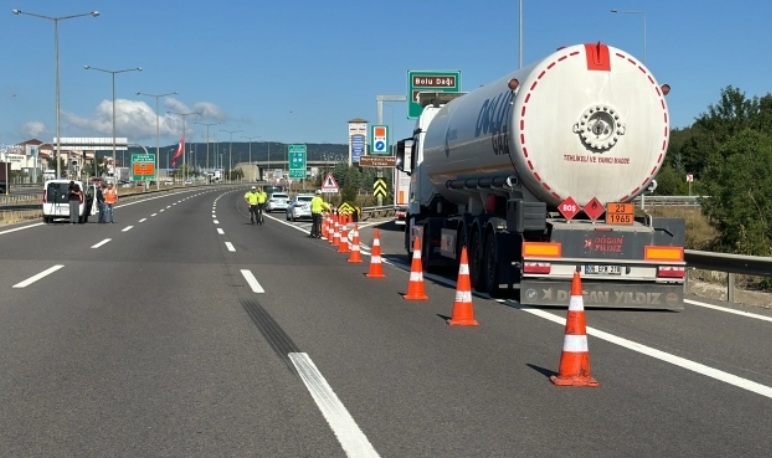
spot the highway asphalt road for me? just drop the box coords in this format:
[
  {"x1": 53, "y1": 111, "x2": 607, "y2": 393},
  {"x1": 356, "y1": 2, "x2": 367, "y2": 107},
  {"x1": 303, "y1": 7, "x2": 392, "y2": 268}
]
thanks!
[{"x1": 1, "y1": 186, "x2": 770, "y2": 457}]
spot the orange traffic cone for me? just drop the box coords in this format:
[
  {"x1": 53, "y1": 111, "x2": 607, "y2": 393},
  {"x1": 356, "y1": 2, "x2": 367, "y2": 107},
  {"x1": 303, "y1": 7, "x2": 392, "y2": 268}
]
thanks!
[
  {"x1": 404, "y1": 236, "x2": 428, "y2": 300},
  {"x1": 447, "y1": 247, "x2": 478, "y2": 326},
  {"x1": 348, "y1": 224, "x2": 363, "y2": 263},
  {"x1": 550, "y1": 272, "x2": 599, "y2": 387},
  {"x1": 366, "y1": 229, "x2": 386, "y2": 278},
  {"x1": 332, "y1": 219, "x2": 340, "y2": 247},
  {"x1": 338, "y1": 224, "x2": 349, "y2": 253}
]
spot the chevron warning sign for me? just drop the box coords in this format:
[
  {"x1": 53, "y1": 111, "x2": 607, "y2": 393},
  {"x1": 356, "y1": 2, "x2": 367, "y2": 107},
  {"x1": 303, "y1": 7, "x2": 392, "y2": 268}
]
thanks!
[
  {"x1": 338, "y1": 202, "x2": 355, "y2": 215},
  {"x1": 373, "y1": 178, "x2": 387, "y2": 198}
]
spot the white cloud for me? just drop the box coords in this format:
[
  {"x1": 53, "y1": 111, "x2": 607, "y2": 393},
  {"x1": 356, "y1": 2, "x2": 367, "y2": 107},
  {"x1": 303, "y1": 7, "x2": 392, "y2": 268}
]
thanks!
[
  {"x1": 62, "y1": 98, "x2": 229, "y2": 141},
  {"x1": 21, "y1": 121, "x2": 47, "y2": 138}
]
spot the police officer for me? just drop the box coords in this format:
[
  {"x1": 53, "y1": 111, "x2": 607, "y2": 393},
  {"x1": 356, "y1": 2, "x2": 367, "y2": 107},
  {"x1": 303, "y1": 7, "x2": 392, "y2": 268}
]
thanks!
[
  {"x1": 244, "y1": 186, "x2": 260, "y2": 225},
  {"x1": 309, "y1": 190, "x2": 331, "y2": 238},
  {"x1": 255, "y1": 186, "x2": 268, "y2": 225}
]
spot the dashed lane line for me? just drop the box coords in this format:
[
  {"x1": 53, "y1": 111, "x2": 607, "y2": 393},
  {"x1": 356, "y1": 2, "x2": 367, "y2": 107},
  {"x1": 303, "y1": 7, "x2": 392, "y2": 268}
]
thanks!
[
  {"x1": 289, "y1": 353, "x2": 381, "y2": 458},
  {"x1": 240, "y1": 269, "x2": 265, "y2": 293},
  {"x1": 139, "y1": 218, "x2": 147, "y2": 223},
  {"x1": 122, "y1": 226, "x2": 134, "y2": 232},
  {"x1": 225, "y1": 242, "x2": 236, "y2": 252},
  {"x1": 13, "y1": 265, "x2": 65, "y2": 289},
  {"x1": 217, "y1": 228, "x2": 224, "y2": 235},
  {"x1": 91, "y1": 238, "x2": 111, "y2": 249}
]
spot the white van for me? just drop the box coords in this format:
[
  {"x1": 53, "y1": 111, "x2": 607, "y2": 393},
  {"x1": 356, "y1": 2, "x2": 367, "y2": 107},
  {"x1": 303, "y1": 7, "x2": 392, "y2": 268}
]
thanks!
[{"x1": 42, "y1": 179, "x2": 99, "y2": 224}]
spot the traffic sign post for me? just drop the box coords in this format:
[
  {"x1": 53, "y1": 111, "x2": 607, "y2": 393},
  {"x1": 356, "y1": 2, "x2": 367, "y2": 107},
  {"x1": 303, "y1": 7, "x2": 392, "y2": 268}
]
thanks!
[
  {"x1": 131, "y1": 153, "x2": 156, "y2": 184},
  {"x1": 373, "y1": 178, "x2": 387, "y2": 206},
  {"x1": 321, "y1": 172, "x2": 339, "y2": 194},
  {"x1": 370, "y1": 125, "x2": 389, "y2": 155},
  {"x1": 288, "y1": 144, "x2": 307, "y2": 190},
  {"x1": 407, "y1": 71, "x2": 462, "y2": 119}
]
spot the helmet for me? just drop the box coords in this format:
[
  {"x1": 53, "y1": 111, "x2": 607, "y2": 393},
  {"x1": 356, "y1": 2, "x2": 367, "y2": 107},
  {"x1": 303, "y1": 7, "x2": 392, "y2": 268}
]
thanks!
[
  {"x1": 251, "y1": 186, "x2": 256, "y2": 190},
  {"x1": 315, "y1": 190, "x2": 322, "y2": 195}
]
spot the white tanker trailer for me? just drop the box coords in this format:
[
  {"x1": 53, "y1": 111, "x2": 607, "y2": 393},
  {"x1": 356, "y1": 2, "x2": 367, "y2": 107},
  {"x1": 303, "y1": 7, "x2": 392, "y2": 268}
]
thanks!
[{"x1": 395, "y1": 42, "x2": 685, "y2": 309}]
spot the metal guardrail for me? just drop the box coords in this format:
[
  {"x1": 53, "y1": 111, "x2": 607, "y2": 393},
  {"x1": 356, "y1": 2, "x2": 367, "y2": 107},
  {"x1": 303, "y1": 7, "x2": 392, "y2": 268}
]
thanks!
[
  {"x1": 685, "y1": 250, "x2": 772, "y2": 303},
  {"x1": 634, "y1": 195, "x2": 707, "y2": 207}
]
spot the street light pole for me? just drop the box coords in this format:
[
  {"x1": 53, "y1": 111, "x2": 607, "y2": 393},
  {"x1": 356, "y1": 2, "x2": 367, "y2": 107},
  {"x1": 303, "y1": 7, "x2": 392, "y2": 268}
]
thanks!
[
  {"x1": 168, "y1": 110, "x2": 200, "y2": 184},
  {"x1": 84, "y1": 65, "x2": 142, "y2": 183},
  {"x1": 195, "y1": 122, "x2": 220, "y2": 184},
  {"x1": 13, "y1": 9, "x2": 99, "y2": 179},
  {"x1": 519, "y1": 0, "x2": 523, "y2": 69},
  {"x1": 137, "y1": 91, "x2": 178, "y2": 190},
  {"x1": 220, "y1": 129, "x2": 241, "y2": 183},
  {"x1": 611, "y1": 9, "x2": 646, "y2": 65},
  {"x1": 242, "y1": 135, "x2": 260, "y2": 181}
]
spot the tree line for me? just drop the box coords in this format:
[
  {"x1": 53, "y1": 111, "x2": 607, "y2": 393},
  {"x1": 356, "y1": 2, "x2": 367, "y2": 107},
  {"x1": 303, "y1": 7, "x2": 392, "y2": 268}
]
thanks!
[{"x1": 658, "y1": 86, "x2": 772, "y2": 256}]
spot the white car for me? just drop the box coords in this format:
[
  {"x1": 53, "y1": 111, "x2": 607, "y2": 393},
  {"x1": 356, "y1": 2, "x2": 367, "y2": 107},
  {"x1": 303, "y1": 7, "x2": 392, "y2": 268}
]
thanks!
[
  {"x1": 286, "y1": 195, "x2": 314, "y2": 221},
  {"x1": 42, "y1": 179, "x2": 99, "y2": 224},
  {"x1": 265, "y1": 193, "x2": 290, "y2": 212}
]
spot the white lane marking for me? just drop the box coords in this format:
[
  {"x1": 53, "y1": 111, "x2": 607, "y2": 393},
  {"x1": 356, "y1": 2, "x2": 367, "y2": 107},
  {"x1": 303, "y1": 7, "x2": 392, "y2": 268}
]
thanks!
[
  {"x1": 506, "y1": 302, "x2": 772, "y2": 400},
  {"x1": 91, "y1": 238, "x2": 112, "y2": 249},
  {"x1": 122, "y1": 226, "x2": 134, "y2": 232},
  {"x1": 214, "y1": 220, "x2": 219, "y2": 224},
  {"x1": 152, "y1": 213, "x2": 158, "y2": 217},
  {"x1": 139, "y1": 218, "x2": 147, "y2": 223},
  {"x1": 264, "y1": 213, "x2": 311, "y2": 234},
  {"x1": 173, "y1": 203, "x2": 177, "y2": 206},
  {"x1": 225, "y1": 242, "x2": 235, "y2": 252},
  {"x1": 13, "y1": 265, "x2": 64, "y2": 288},
  {"x1": 160, "y1": 209, "x2": 165, "y2": 213},
  {"x1": 685, "y1": 299, "x2": 772, "y2": 324},
  {"x1": 166, "y1": 205, "x2": 171, "y2": 209},
  {"x1": 0, "y1": 223, "x2": 45, "y2": 236},
  {"x1": 240, "y1": 269, "x2": 265, "y2": 293},
  {"x1": 212, "y1": 214, "x2": 216, "y2": 218},
  {"x1": 289, "y1": 353, "x2": 381, "y2": 458},
  {"x1": 217, "y1": 228, "x2": 224, "y2": 235}
]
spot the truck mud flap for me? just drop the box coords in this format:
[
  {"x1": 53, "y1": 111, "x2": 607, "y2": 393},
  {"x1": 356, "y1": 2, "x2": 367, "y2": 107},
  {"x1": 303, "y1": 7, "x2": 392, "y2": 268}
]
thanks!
[{"x1": 519, "y1": 279, "x2": 683, "y2": 310}]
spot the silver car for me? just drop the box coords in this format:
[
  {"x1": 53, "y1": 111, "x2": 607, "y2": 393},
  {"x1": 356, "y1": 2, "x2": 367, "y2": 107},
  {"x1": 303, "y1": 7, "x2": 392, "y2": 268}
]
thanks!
[
  {"x1": 265, "y1": 193, "x2": 290, "y2": 212},
  {"x1": 286, "y1": 195, "x2": 314, "y2": 221}
]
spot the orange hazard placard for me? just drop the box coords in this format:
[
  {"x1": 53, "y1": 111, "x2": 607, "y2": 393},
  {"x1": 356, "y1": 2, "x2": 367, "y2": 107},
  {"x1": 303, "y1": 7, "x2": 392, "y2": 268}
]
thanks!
[
  {"x1": 133, "y1": 163, "x2": 155, "y2": 175},
  {"x1": 605, "y1": 202, "x2": 634, "y2": 225}
]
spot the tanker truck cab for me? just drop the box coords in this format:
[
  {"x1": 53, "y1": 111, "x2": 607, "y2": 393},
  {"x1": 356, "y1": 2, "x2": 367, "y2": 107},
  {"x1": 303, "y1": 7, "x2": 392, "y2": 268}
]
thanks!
[{"x1": 398, "y1": 43, "x2": 685, "y2": 310}]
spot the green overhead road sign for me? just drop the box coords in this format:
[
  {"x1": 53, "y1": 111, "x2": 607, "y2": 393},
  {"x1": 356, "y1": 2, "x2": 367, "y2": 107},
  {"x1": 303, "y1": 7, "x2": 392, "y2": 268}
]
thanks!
[
  {"x1": 407, "y1": 70, "x2": 462, "y2": 119},
  {"x1": 288, "y1": 144, "x2": 307, "y2": 179},
  {"x1": 131, "y1": 153, "x2": 156, "y2": 181}
]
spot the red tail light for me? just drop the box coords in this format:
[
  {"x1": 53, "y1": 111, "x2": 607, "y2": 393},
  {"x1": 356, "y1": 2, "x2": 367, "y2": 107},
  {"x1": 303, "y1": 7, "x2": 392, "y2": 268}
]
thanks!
[
  {"x1": 42, "y1": 191, "x2": 47, "y2": 203},
  {"x1": 523, "y1": 262, "x2": 551, "y2": 274},
  {"x1": 658, "y1": 266, "x2": 685, "y2": 278}
]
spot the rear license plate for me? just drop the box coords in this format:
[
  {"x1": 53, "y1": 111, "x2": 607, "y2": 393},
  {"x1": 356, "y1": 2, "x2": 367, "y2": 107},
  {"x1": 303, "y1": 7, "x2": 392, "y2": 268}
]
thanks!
[{"x1": 585, "y1": 265, "x2": 622, "y2": 275}]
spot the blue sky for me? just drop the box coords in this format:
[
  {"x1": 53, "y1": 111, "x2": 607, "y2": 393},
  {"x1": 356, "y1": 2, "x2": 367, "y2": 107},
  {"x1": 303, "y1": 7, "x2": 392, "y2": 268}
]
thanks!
[{"x1": 1, "y1": 0, "x2": 770, "y2": 147}]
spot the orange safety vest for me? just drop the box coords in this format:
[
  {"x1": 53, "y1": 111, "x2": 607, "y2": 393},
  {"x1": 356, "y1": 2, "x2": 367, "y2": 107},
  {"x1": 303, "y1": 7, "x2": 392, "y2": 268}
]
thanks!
[{"x1": 104, "y1": 188, "x2": 117, "y2": 204}]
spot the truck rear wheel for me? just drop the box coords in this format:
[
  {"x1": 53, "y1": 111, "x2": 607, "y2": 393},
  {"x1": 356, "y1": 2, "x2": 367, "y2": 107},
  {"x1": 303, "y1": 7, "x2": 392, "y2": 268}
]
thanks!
[{"x1": 469, "y1": 229, "x2": 487, "y2": 292}]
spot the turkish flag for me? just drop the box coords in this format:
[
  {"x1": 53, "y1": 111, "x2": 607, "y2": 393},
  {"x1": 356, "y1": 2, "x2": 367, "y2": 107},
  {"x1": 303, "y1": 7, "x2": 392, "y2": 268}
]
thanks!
[{"x1": 170, "y1": 137, "x2": 184, "y2": 167}]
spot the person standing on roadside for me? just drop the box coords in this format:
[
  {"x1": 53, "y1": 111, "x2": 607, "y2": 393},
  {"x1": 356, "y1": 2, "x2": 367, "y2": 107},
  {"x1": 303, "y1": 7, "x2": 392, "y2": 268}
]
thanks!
[
  {"x1": 67, "y1": 181, "x2": 83, "y2": 225},
  {"x1": 96, "y1": 183, "x2": 106, "y2": 224},
  {"x1": 255, "y1": 186, "x2": 268, "y2": 225},
  {"x1": 104, "y1": 182, "x2": 118, "y2": 224},
  {"x1": 309, "y1": 190, "x2": 331, "y2": 238},
  {"x1": 244, "y1": 186, "x2": 260, "y2": 225}
]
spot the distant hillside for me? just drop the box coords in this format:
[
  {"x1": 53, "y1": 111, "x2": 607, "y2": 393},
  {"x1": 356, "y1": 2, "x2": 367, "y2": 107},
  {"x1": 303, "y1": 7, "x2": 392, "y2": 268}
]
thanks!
[{"x1": 118, "y1": 142, "x2": 350, "y2": 167}]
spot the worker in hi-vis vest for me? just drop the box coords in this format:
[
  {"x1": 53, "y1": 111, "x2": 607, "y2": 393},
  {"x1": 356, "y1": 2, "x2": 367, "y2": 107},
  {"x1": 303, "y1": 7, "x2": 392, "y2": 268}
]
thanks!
[
  {"x1": 255, "y1": 186, "x2": 268, "y2": 225},
  {"x1": 244, "y1": 186, "x2": 261, "y2": 225},
  {"x1": 309, "y1": 190, "x2": 331, "y2": 238}
]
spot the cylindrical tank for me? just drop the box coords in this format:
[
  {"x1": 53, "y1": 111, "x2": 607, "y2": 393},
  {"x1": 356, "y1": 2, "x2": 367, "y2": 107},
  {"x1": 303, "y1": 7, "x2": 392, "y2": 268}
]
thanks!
[{"x1": 422, "y1": 42, "x2": 670, "y2": 208}]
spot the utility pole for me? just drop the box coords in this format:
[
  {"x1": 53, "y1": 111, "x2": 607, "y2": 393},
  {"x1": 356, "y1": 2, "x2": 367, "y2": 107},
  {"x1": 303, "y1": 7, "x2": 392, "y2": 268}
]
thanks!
[
  {"x1": 220, "y1": 129, "x2": 241, "y2": 182},
  {"x1": 196, "y1": 121, "x2": 220, "y2": 184}
]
